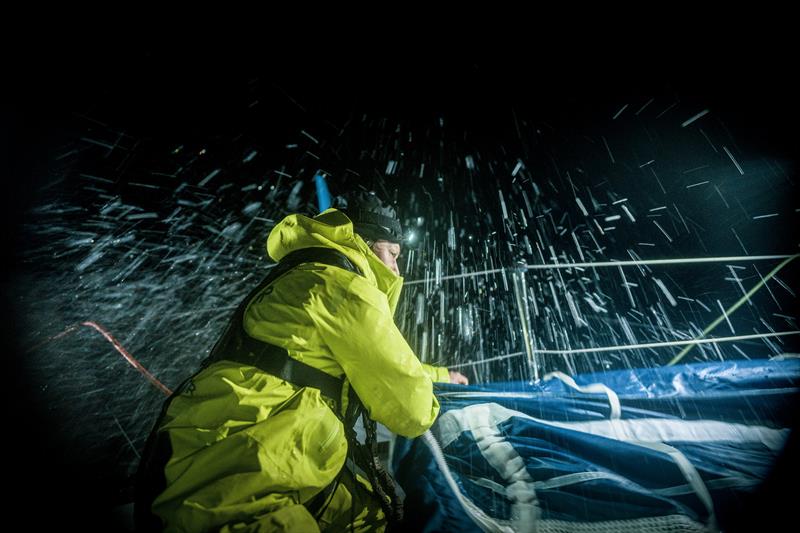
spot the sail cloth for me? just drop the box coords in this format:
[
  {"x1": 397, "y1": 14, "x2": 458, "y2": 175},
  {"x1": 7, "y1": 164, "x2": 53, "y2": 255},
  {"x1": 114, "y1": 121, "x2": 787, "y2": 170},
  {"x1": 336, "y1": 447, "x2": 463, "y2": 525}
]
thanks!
[{"x1": 392, "y1": 359, "x2": 800, "y2": 532}]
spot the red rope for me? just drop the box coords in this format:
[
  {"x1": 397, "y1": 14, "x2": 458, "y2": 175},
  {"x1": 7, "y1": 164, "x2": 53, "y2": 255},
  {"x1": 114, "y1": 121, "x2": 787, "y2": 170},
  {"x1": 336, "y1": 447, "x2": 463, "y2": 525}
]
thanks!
[{"x1": 25, "y1": 321, "x2": 173, "y2": 396}]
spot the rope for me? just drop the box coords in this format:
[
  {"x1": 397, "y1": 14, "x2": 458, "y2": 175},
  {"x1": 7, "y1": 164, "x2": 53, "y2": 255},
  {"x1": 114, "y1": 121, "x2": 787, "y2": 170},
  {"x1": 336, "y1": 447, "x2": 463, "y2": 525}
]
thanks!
[{"x1": 25, "y1": 321, "x2": 172, "y2": 396}]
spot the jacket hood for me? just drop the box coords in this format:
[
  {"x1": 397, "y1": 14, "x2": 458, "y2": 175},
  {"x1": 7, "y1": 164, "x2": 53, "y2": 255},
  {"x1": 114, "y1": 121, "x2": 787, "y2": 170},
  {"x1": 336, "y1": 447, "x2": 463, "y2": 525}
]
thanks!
[{"x1": 266, "y1": 208, "x2": 404, "y2": 313}]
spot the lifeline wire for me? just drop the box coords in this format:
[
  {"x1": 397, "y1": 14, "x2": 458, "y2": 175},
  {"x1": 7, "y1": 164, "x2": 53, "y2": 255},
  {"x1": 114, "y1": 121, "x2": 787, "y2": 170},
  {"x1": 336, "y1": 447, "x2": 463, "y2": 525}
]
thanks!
[
  {"x1": 404, "y1": 254, "x2": 794, "y2": 285},
  {"x1": 449, "y1": 331, "x2": 800, "y2": 369},
  {"x1": 667, "y1": 254, "x2": 799, "y2": 365}
]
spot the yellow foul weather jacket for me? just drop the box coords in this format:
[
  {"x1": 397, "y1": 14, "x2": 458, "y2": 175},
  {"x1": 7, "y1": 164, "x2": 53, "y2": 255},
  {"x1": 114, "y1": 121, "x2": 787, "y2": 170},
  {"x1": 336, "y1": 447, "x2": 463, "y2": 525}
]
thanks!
[{"x1": 144, "y1": 208, "x2": 449, "y2": 532}]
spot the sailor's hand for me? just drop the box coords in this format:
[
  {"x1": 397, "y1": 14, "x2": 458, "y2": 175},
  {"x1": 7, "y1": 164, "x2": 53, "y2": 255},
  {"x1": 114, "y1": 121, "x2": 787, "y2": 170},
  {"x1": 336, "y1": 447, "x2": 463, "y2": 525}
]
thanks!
[{"x1": 448, "y1": 370, "x2": 469, "y2": 385}]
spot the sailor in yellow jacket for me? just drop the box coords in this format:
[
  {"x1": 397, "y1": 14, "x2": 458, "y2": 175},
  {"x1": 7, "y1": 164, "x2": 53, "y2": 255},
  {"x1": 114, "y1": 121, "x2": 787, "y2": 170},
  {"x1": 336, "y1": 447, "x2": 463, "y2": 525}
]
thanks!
[{"x1": 136, "y1": 191, "x2": 467, "y2": 532}]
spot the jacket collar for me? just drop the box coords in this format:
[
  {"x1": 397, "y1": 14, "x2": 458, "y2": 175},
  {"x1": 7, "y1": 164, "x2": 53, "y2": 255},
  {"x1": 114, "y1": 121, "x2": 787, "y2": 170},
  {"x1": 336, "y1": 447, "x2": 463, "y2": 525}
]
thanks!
[{"x1": 266, "y1": 208, "x2": 404, "y2": 315}]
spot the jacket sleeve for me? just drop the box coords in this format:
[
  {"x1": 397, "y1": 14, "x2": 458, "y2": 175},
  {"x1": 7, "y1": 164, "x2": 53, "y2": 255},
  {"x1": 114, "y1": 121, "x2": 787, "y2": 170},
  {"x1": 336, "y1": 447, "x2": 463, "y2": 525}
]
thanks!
[
  {"x1": 309, "y1": 271, "x2": 441, "y2": 438},
  {"x1": 422, "y1": 363, "x2": 451, "y2": 383}
]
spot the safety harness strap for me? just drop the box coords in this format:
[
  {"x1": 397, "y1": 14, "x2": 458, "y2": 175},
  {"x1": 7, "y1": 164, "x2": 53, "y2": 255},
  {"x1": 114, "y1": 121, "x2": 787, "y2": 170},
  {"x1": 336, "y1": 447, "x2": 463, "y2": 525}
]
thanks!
[{"x1": 203, "y1": 246, "x2": 363, "y2": 413}]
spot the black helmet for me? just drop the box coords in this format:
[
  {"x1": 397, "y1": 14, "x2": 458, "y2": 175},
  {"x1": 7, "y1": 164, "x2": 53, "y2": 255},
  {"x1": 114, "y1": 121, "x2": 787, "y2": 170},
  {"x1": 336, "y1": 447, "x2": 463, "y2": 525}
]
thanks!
[{"x1": 337, "y1": 191, "x2": 405, "y2": 244}]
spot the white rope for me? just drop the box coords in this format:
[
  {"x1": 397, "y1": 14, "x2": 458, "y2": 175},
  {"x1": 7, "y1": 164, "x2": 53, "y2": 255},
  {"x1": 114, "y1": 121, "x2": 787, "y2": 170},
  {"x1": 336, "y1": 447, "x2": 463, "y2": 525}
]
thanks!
[
  {"x1": 542, "y1": 371, "x2": 621, "y2": 419},
  {"x1": 630, "y1": 441, "x2": 718, "y2": 530},
  {"x1": 420, "y1": 431, "x2": 514, "y2": 533}
]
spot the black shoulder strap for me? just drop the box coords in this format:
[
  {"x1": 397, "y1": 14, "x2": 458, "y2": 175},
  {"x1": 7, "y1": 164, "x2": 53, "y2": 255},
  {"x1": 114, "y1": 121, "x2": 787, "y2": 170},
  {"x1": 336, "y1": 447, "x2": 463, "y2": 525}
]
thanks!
[{"x1": 202, "y1": 247, "x2": 363, "y2": 406}]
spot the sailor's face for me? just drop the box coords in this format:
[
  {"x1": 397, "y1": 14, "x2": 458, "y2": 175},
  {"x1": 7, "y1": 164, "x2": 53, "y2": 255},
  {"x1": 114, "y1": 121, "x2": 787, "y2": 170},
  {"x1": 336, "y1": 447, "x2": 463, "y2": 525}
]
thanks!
[{"x1": 371, "y1": 240, "x2": 401, "y2": 276}]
